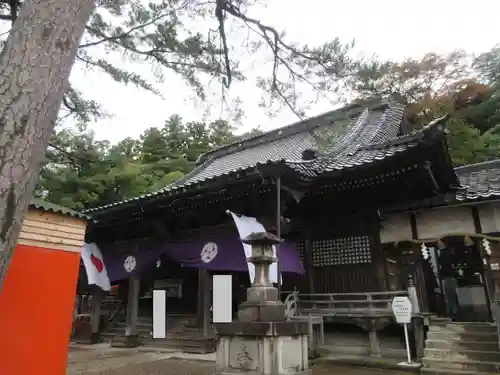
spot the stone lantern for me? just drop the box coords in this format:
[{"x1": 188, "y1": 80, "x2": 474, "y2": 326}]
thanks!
[
  {"x1": 214, "y1": 232, "x2": 311, "y2": 375},
  {"x1": 238, "y1": 232, "x2": 286, "y2": 322}
]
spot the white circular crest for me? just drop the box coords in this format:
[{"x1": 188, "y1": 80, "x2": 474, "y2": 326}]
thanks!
[
  {"x1": 201, "y1": 242, "x2": 218, "y2": 263},
  {"x1": 124, "y1": 255, "x2": 137, "y2": 272}
]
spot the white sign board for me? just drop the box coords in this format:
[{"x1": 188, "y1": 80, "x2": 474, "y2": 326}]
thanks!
[
  {"x1": 213, "y1": 274, "x2": 232, "y2": 323},
  {"x1": 391, "y1": 296, "x2": 412, "y2": 324},
  {"x1": 152, "y1": 290, "x2": 166, "y2": 339}
]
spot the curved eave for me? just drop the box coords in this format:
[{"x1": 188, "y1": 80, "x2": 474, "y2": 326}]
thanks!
[
  {"x1": 86, "y1": 165, "x2": 277, "y2": 219},
  {"x1": 455, "y1": 190, "x2": 500, "y2": 202},
  {"x1": 265, "y1": 113, "x2": 450, "y2": 180},
  {"x1": 86, "y1": 113, "x2": 450, "y2": 218}
]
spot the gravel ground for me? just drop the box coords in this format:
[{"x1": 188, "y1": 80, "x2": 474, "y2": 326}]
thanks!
[
  {"x1": 67, "y1": 345, "x2": 409, "y2": 375},
  {"x1": 68, "y1": 356, "x2": 408, "y2": 375}
]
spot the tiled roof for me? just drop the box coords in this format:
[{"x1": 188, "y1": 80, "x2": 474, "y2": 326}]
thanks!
[
  {"x1": 29, "y1": 198, "x2": 89, "y2": 220},
  {"x1": 455, "y1": 160, "x2": 500, "y2": 201},
  {"x1": 85, "y1": 98, "x2": 449, "y2": 215},
  {"x1": 172, "y1": 103, "x2": 389, "y2": 185},
  {"x1": 278, "y1": 113, "x2": 449, "y2": 178}
]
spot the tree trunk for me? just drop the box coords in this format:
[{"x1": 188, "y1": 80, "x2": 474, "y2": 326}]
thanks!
[{"x1": 0, "y1": 0, "x2": 96, "y2": 292}]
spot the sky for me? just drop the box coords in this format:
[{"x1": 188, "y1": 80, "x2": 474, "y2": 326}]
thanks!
[{"x1": 69, "y1": 0, "x2": 500, "y2": 144}]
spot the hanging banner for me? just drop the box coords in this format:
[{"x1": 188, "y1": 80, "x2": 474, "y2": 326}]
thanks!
[
  {"x1": 81, "y1": 242, "x2": 111, "y2": 291},
  {"x1": 229, "y1": 211, "x2": 280, "y2": 284},
  {"x1": 101, "y1": 228, "x2": 304, "y2": 283}
]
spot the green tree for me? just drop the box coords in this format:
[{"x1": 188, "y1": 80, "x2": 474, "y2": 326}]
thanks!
[
  {"x1": 35, "y1": 115, "x2": 262, "y2": 210},
  {"x1": 347, "y1": 49, "x2": 500, "y2": 165}
]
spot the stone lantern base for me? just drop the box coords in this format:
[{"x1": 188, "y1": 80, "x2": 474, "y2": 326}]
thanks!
[
  {"x1": 238, "y1": 300, "x2": 286, "y2": 322},
  {"x1": 215, "y1": 232, "x2": 311, "y2": 374},
  {"x1": 215, "y1": 321, "x2": 311, "y2": 375}
]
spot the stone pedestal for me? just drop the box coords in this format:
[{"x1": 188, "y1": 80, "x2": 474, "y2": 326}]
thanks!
[
  {"x1": 215, "y1": 322, "x2": 310, "y2": 375},
  {"x1": 215, "y1": 232, "x2": 311, "y2": 375}
]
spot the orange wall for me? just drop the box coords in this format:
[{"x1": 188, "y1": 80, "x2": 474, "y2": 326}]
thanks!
[{"x1": 0, "y1": 244, "x2": 80, "y2": 375}]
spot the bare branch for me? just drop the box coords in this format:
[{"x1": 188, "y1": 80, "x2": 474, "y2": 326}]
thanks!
[{"x1": 215, "y1": 0, "x2": 231, "y2": 88}]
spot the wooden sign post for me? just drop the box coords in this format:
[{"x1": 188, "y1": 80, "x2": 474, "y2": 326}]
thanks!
[{"x1": 391, "y1": 296, "x2": 417, "y2": 366}]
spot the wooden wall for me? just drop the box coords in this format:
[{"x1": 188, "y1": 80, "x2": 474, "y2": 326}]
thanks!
[
  {"x1": 382, "y1": 202, "x2": 500, "y2": 243},
  {"x1": 297, "y1": 216, "x2": 385, "y2": 293},
  {"x1": 18, "y1": 208, "x2": 87, "y2": 252},
  {"x1": 415, "y1": 207, "x2": 475, "y2": 239},
  {"x1": 380, "y1": 213, "x2": 412, "y2": 243},
  {"x1": 478, "y1": 202, "x2": 500, "y2": 234}
]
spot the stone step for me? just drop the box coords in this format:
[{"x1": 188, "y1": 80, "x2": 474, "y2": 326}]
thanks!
[
  {"x1": 450, "y1": 321, "x2": 496, "y2": 326},
  {"x1": 422, "y1": 368, "x2": 500, "y2": 375},
  {"x1": 115, "y1": 321, "x2": 152, "y2": 328},
  {"x1": 426, "y1": 339, "x2": 500, "y2": 352},
  {"x1": 427, "y1": 330, "x2": 498, "y2": 342},
  {"x1": 107, "y1": 328, "x2": 152, "y2": 336},
  {"x1": 140, "y1": 337, "x2": 216, "y2": 354},
  {"x1": 422, "y1": 358, "x2": 500, "y2": 373},
  {"x1": 428, "y1": 317, "x2": 453, "y2": 326},
  {"x1": 429, "y1": 323, "x2": 497, "y2": 334},
  {"x1": 424, "y1": 348, "x2": 500, "y2": 363}
]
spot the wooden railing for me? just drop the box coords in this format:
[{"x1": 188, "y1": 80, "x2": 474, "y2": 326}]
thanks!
[
  {"x1": 282, "y1": 290, "x2": 410, "y2": 358},
  {"x1": 283, "y1": 290, "x2": 408, "y2": 318}
]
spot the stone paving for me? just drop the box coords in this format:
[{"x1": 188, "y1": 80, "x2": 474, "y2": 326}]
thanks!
[{"x1": 67, "y1": 345, "x2": 410, "y2": 375}]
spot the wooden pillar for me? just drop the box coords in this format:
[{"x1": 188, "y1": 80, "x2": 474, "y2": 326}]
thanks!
[
  {"x1": 472, "y1": 207, "x2": 495, "y2": 322},
  {"x1": 304, "y1": 239, "x2": 315, "y2": 293},
  {"x1": 408, "y1": 213, "x2": 429, "y2": 311},
  {"x1": 111, "y1": 275, "x2": 140, "y2": 348},
  {"x1": 367, "y1": 319, "x2": 382, "y2": 357},
  {"x1": 412, "y1": 318, "x2": 425, "y2": 360},
  {"x1": 196, "y1": 269, "x2": 211, "y2": 337},
  {"x1": 407, "y1": 274, "x2": 420, "y2": 313},
  {"x1": 125, "y1": 275, "x2": 140, "y2": 339},
  {"x1": 372, "y1": 220, "x2": 387, "y2": 291},
  {"x1": 90, "y1": 287, "x2": 103, "y2": 344}
]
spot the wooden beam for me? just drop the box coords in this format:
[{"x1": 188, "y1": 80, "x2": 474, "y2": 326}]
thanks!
[
  {"x1": 371, "y1": 217, "x2": 388, "y2": 292},
  {"x1": 304, "y1": 240, "x2": 315, "y2": 293},
  {"x1": 409, "y1": 213, "x2": 418, "y2": 240},
  {"x1": 125, "y1": 275, "x2": 140, "y2": 337},
  {"x1": 196, "y1": 269, "x2": 211, "y2": 337},
  {"x1": 472, "y1": 206, "x2": 483, "y2": 234}
]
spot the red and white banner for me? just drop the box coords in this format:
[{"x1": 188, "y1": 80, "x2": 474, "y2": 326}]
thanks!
[{"x1": 81, "y1": 242, "x2": 111, "y2": 291}]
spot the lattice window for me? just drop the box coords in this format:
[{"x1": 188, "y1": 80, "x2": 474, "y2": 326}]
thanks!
[{"x1": 311, "y1": 236, "x2": 372, "y2": 267}]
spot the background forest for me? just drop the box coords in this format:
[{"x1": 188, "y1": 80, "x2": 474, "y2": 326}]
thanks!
[{"x1": 36, "y1": 46, "x2": 500, "y2": 211}]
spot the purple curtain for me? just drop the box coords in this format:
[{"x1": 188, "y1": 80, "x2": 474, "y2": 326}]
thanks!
[{"x1": 102, "y1": 231, "x2": 304, "y2": 283}]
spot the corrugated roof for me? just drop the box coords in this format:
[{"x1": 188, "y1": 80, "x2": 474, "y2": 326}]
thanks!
[{"x1": 29, "y1": 198, "x2": 89, "y2": 220}]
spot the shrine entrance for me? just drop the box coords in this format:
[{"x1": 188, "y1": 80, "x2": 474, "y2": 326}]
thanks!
[
  {"x1": 435, "y1": 236, "x2": 492, "y2": 322},
  {"x1": 382, "y1": 238, "x2": 493, "y2": 322}
]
